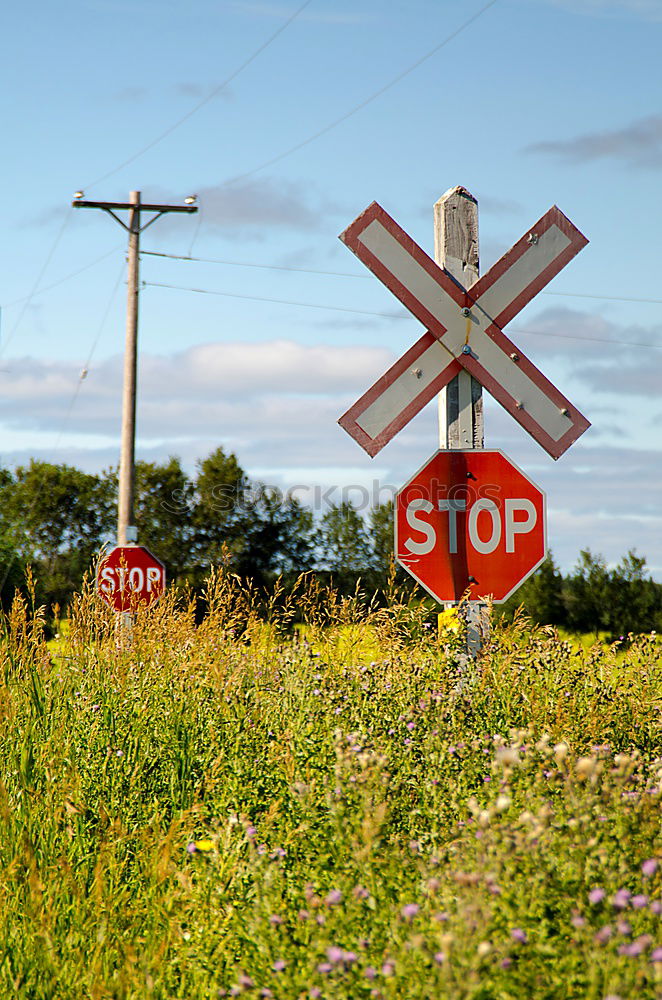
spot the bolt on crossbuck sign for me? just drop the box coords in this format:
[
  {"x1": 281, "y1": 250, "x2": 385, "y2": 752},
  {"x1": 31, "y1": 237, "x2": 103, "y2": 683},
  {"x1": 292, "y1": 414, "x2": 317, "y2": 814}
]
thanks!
[{"x1": 338, "y1": 202, "x2": 590, "y2": 460}]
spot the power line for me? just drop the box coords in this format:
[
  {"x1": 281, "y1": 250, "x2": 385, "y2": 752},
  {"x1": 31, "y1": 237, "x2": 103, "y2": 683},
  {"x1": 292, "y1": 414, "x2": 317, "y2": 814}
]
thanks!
[
  {"x1": 83, "y1": 0, "x2": 314, "y2": 191},
  {"x1": 1, "y1": 211, "x2": 72, "y2": 358},
  {"x1": 142, "y1": 249, "x2": 366, "y2": 278},
  {"x1": 142, "y1": 280, "x2": 405, "y2": 320},
  {"x1": 0, "y1": 261, "x2": 126, "y2": 596},
  {"x1": 541, "y1": 290, "x2": 662, "y2": 306},
  {"x1": 52, "y1": 260, "x2": 127, "y2": 451},
  {"x1": 142, "y1": 278, "x2": 662, "y2": 349},
  {"x1": 2, "y1": 245, "x2": 123, "y2": 309},
  {"x1": 220, "y1": 0, "x2": 500, "y2": 190},
  {"x1": 141, "y1": 248, "x2": 662, "y2": 306}
]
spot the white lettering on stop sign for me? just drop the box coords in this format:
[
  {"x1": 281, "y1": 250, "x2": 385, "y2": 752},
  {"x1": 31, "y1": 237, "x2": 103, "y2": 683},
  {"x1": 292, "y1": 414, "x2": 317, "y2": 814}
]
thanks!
[{"x1": 403, "y1": 496, "x2": 538, "y2": 555}]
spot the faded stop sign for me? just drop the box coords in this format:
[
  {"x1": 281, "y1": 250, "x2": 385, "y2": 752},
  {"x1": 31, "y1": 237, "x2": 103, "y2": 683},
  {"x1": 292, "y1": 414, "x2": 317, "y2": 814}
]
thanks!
[
  {"x1": 97, "y1": 545, "x2": 166, "y2": 613},
  {"x1": 395, "y1": 450, "x2": 546, "y2": 604}
]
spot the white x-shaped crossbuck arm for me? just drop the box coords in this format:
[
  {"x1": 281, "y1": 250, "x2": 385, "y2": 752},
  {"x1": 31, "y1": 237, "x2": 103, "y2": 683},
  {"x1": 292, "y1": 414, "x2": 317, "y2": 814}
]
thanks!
[{"x1": 338, "y1": 202, "x2": 590, "y2": 460}]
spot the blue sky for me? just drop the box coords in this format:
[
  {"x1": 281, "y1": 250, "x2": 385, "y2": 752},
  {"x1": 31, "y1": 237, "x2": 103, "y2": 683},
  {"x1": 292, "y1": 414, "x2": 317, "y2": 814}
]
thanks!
[{"x1": 1, "y1": 0, "x2": 661, "y2": 576}]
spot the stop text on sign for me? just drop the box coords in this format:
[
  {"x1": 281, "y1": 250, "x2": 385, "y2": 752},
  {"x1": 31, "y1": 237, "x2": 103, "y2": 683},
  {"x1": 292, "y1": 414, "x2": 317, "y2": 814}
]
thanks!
[
  {"x1": 98, "y1": 564, "x2": 163, "y2": 595},
  {"x1": 96, "y1": 544, "x2": 166, "y2": 613},
  {"x1": 395, "y1": 450, "x2": 546, "y2": 604},
  {"x1": 404, "y1": 494, "x2": 538, "y2": 557}
]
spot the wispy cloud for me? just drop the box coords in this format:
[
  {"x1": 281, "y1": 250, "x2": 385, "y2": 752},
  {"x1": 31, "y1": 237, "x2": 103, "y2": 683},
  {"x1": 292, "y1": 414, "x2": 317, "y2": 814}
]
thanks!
[
  {"x1": 188, "y1": 178, "x2": 336, "y2": 235},
  {"x1": 111, "y1": 86, "x2": 149, "y2": 102},
  {"x1": 542, "y1": 0, "x2": 662, "y2": 20},
  {"x1": 525, "y1": 114, "x2": 662, "y2": 168}
]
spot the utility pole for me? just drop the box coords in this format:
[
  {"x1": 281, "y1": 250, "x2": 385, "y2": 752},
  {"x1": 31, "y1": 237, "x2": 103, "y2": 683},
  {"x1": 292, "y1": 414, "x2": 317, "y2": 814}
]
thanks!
[
  {"x1": 434, "y1": 186, "x2": 487, "y2": 657},
  {"x1": 73, "y1": 191, "x2": 197, "y2": 545}
]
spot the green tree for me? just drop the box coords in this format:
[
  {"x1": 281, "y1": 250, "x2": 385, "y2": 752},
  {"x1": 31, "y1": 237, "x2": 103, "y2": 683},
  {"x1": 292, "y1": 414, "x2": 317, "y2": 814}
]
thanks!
[
  {"x1": 132, "y1": 457, "x2": 195, "y2": 583},
  {"x1": 318, "y1": 500, "x2": 375, "y2": 593},
  {"x1": 501, "y1": 553, "x2": 565, "y2": 626},
  {"x1": 3, "y1": 461, "x2": 114, "y2": 609},
  {"x1": 563, "y1": 549, "x2": 612, "y2": 635},
  {"x1": 191, "y1": 446, "x2": 247, "y2": 573},
  {"x1": 605, "y1": 550, "x2": 661, "y2": 637},
  {"x1": 0, "y1": 469, "x2": 26, "y2": 609}
]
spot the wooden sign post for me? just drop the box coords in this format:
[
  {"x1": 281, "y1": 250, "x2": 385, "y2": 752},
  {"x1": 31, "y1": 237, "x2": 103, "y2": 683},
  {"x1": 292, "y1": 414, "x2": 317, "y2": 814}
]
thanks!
[{"x1": 434, "y1": 187, "x2": 486, "y2": 655}]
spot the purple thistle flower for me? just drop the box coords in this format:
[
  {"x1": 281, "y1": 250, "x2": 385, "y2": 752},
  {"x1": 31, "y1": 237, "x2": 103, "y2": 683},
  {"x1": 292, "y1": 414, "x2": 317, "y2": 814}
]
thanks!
[
  {"x1": 186, "y1": 842, "x2": 197, "y2": 854},
  {"x1": 618, "y1": 935, "x2": 652, "y2": 957},
  {"x1": 611, "y1": 888, "x2": 631, "y2": 909},
  {"x1": 310, "y1": 990, "x2": 322, "y2": 999},
  {"x1": 238, "y1": 974, "x2": 254, "y2": 988},
  {"x1": 364, "y1": 967, "x2": 377, "y2": 980},
  {"x1": 594, "y1": 925, "x2": 613, "y2": 944},
  {"x1": 510, "y1": 928, "x2": 527, "y2": 944},
  {"x1": 326, "y1": 946, "x2": 344, "y2": 965},
  {"x1": 650, "y1": 900, "x2": 662, "y2": 915},
  {"x1": 353, "y1": 885, "x2": 370, "y2": 900},
  {"x1": 269, "y1": 914, "x2": 283, "y2": 926},
  {"x1": 571, "y1": 913, "x2": 586, "y2": 928},
  {"x1": 381, "y1": 960, "x2": 395, "y2": 976},
  {"x1": 589, "y1": 888, "x2": 606, "y2": 905},
  {"x1": 631, "y1": 894, "x2": 648, "y2": 909},
  {"x1": 316, "y1": 963, "x2": 332, "y2": 975},
  {"x1": 401, "y1": 903, "x2": 420, "y2": 922},
  {"x1": 434, "y1": 952, "x2": 446, "y2": 964},
  {"x1": 325, "y1": 889, "x2": 343, "y2": 906},
  {"x1": 500, "y1": 957, "x2": 512, "y2": 969},
  {"x1": 616, "y1": 920, "x2": 632, "y2": 936},
  {"x1": 272, "y1": 960, "x2": 286, "y2": 972},
  {"x1": 642, "y1": 858, "x2": 658, "y2": 877},
  {"x1": 650, "y1": 948, "x2": 662, "y2": 963}
]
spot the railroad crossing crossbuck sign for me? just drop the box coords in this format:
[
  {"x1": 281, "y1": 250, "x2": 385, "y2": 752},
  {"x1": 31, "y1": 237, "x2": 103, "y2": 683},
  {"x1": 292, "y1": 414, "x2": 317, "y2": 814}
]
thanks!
[{"x1": 338, "y1": 202, "x2": 590, "y2": 460}]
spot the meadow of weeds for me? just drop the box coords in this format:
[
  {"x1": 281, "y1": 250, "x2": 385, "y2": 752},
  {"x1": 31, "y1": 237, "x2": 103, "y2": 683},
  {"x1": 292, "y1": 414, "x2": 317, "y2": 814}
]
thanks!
[{"x1": 0, "y1": 569, "x2": 660, "y2": 1000}]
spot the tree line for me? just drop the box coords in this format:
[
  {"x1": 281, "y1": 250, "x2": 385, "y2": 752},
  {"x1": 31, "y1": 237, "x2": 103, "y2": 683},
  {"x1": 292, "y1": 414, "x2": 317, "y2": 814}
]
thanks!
[{"x1": 1, "y1": 445, "x2": 661, "y2": 636}]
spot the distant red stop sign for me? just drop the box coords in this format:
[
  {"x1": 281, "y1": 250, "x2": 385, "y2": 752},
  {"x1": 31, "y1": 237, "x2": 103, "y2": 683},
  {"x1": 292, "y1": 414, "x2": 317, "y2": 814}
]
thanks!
[
  {"x1": 97, "y1": 545, "x2": 166, "y2": 612},
  {"x1": 395, "y1": 450, "x2": 546, "y2": 604}
]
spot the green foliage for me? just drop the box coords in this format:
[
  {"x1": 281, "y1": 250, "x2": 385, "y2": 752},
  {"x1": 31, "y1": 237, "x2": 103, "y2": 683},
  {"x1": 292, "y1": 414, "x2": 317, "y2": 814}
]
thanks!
[
  {"x1": 1, "y1": 448, "x2": 661, "y2": 635},
  {"x1": 504, "y1": 549, "x2": 662, "y2": 637},
  {"x1": 0, "y1": 581, "x2": 659, "y2": 998}
]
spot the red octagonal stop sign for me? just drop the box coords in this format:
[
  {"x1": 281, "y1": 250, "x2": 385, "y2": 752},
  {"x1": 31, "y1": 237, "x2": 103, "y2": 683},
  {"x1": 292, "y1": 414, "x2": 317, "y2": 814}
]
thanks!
[
  {"x1": 395, "y1": 450, "x2": 546, "y2": 604},
  {"x1": 97, "y1": 545, "x2": 166, "y2": 613}
]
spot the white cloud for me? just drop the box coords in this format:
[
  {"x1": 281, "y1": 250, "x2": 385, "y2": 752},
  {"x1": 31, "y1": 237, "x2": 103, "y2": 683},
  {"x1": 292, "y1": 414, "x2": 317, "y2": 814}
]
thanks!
[
  {"x1": 525, "y1": 114, "x2": 662, "y2": 168},
  {"x1": 2, "y1": 336, "x2": 661, "y2": 577},
  {"x1": 540, "y1": 0, "x2": 662, "y2": 20}
]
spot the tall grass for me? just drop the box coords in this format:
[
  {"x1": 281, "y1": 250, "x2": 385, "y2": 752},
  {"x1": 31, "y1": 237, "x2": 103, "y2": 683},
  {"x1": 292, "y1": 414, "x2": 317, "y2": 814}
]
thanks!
[{"x1": 0, "y1": 570, "x2": 659, "y2": 999}]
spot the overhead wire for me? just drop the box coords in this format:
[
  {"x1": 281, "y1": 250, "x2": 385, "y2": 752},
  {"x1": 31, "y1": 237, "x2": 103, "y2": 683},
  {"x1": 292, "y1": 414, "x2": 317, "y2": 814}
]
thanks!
[
  {"x1": 142, "y1": 279, "x2": 662, "y2": 350},
  {"x1": 0, "y1": 259, "x2": 126, "y2": 594},
  {"x1": 82, "y1": 0, "x2": 314, "y2": 191},
  {"x1": 51, "y1": 258, "x2": 127, "y2": 451},
  {"x1": 218, "y1": 0, "x2": 500, "y2": 191},
  {"x1": 141, "y1": 248, "x2": 662, "y2": 306},
  {"x1": 1, "y1": 211, "x2": 72, "y2": 358},
  {"x1": 2, "y1": 245, "x2": 124, "y2": 309}
]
